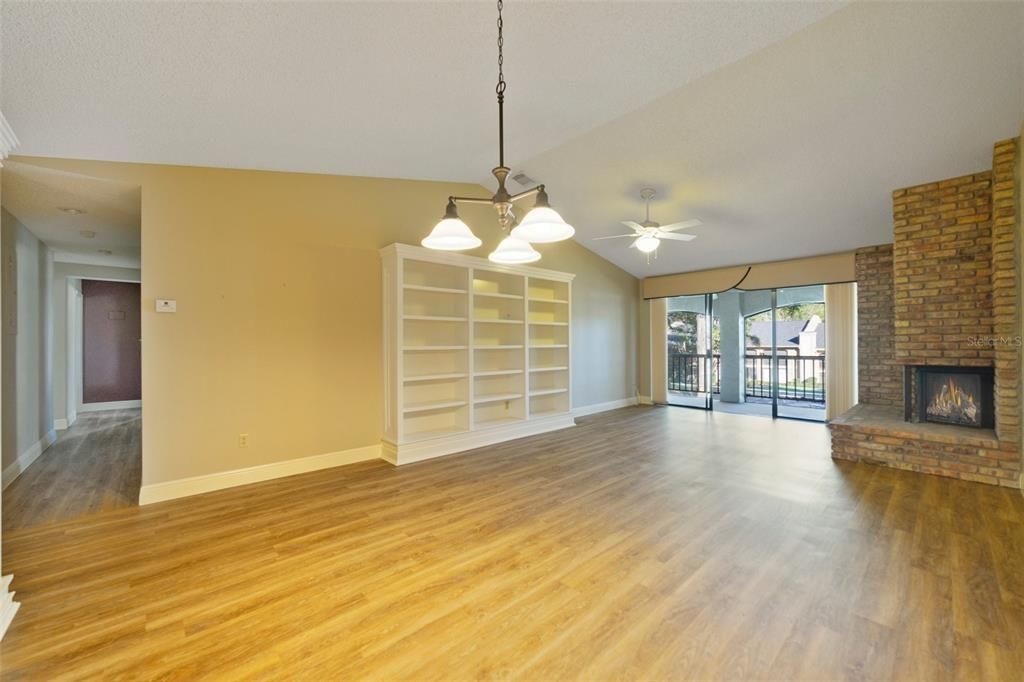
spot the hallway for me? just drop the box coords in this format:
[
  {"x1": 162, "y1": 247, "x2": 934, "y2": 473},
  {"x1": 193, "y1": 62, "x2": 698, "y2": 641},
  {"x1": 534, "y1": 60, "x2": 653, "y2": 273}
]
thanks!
[{"x1": 2, "y1": 409, "x2": 141, "y2": 531}]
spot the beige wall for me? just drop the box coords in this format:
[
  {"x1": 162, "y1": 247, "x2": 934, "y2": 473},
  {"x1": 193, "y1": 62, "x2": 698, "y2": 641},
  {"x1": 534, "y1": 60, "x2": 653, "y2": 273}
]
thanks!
[
  {"x1": 1, "y1": 207, "x2": 53, "y2": 470},
  {"x1": 52, "y1": 262, "x2": 141, "y2": 425},
  {"x1": 10, "y1": 157, "x2": 637, "y2": 485}
]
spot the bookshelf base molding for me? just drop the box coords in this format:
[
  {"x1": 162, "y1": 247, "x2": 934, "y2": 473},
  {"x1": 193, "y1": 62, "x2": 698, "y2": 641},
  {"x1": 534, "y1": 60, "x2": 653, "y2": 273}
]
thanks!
[{"x1": 382, "y1": 413, "x2": 575, "y2": 465}]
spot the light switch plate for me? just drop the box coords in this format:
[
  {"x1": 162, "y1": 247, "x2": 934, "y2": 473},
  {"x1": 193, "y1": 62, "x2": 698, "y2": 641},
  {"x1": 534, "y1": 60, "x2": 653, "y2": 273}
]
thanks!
[{"x1": 156, "y1": 299, "x2": 177, "y2": 313}]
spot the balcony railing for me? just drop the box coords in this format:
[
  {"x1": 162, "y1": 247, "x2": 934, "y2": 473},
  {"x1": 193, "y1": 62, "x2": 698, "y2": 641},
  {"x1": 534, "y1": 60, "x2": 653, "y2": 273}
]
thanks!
[
  {"x1": 668, "y1": 353, "x2": 825, "y2": 403},
  {"x1": 668, "y1": 353, "x2": 720, "y2": 394},
  {"x1": 745, "y1": 354, "x2": 825, "y2": 403}
]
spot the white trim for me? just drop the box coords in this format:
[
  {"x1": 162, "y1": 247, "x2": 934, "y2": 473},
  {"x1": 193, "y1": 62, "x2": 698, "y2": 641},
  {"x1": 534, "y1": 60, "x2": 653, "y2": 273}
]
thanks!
[
  {"x1": 80, "y1": 399, "x2": 141, "y2": 413},
  {"x1": 571, "y1": 397, "x2": 638, "y2": 418},
  {"x1": 138, "y1": 444, "x2": 381, "y2": 505},
  {"x1": 54, "y1": 418, "x2": 69, "y2": 431},
  {"x1": 382, "y1": 414, "x2": 575, "y2": 465},
  {"x1": 0, "y1": 576, "x2": 20, "y2": 640},
  {"x1": 2, "y1": 429, "x2": 58, "y2": 489},
  {"x1": 638, "y1": 395, "x2": 654, "y2": 405}
]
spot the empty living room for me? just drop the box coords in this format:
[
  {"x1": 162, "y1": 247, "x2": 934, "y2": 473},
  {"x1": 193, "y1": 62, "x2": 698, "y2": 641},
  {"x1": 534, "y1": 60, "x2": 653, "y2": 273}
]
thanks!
[{"x1": 1, "y1": 1, "x2": 1023, "y2": 679}]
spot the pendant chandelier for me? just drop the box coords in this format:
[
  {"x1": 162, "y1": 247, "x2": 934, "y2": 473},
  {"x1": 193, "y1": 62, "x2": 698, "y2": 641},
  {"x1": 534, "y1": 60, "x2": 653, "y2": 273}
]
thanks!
[{"x1": 422, "y1": 0, "x2": 574, "y2": 263}]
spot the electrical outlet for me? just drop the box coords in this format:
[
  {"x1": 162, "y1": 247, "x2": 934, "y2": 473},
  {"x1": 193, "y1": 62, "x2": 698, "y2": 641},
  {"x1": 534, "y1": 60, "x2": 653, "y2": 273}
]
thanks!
[{"x1": 238, "y1": 433, "x2": 249, "y2": 448}]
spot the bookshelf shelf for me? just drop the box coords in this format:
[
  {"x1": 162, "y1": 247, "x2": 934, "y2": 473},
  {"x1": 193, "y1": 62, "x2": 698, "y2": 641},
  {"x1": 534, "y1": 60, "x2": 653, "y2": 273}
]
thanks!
[{"x1": 381, "y1": 244, "x2": 574, "y2": 464}]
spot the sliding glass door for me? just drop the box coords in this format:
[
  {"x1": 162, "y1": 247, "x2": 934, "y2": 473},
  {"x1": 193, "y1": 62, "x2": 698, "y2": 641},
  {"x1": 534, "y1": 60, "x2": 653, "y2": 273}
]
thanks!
[
  {"x1": 664, "y1": 285, "x2": 827, "y2": 422},
  {"x1": 774, "y1": 286, "x2": 826, "y2": 421},
  {"x1": 666, "y1": 294, "x2": 713, "y2": 409}
]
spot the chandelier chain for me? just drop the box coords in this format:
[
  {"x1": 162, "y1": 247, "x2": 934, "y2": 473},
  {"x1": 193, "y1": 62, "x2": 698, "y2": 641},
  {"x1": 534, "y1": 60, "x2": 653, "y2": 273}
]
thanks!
[
  {"x1": 496, "y1": 0, "x2": 505, "y2": 97},
  {"x1": 496, "y1": 0, "x2": 506, "y2": 167}
]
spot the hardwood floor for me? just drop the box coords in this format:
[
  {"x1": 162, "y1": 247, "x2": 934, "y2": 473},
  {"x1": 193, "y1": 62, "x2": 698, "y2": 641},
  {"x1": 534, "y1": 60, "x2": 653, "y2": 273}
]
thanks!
[
  {"x1": 2, "y1": 405, "x2": 1022, "y2": 679},
  {"x1": 3, "y1": 409, "x2": 141, "y2": 531}
]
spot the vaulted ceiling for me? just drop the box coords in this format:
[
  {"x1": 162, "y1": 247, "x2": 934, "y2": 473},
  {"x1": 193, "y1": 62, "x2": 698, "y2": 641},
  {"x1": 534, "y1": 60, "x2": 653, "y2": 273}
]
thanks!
[{"x1": 2, "y1": 1, "x2": 1021, "y2": 276}]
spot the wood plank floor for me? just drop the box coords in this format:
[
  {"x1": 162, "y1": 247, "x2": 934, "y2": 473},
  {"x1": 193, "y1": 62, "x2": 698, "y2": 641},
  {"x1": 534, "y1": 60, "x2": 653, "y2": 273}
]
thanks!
[
  {"x1": 3, "y1": 409, "x2": 141, "y2": 531},
  {"x1": 2, "y1": 405, "x2": 1022, "y2": 680}
]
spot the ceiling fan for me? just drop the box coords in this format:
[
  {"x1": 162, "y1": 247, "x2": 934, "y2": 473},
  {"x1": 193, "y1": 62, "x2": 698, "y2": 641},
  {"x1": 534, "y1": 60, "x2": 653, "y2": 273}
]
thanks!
[{"x1": 594, "y1": 188, "x2": 702, "y2": 257}]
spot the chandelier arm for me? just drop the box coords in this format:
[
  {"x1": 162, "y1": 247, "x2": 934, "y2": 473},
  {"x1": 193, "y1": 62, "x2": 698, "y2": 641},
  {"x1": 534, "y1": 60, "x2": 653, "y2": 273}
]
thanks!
[
  {"x1": 450, "y1": 195, "x2": 496, "y2": 206},
  {"x1": 509, "y1": 186, "x2": 543, "y2": 202}
]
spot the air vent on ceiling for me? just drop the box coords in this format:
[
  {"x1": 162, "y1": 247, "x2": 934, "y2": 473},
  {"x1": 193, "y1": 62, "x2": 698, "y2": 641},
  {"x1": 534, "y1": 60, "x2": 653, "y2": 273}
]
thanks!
[{"x1": 511, "y1": 171, "x2": 536, "y2": 187}]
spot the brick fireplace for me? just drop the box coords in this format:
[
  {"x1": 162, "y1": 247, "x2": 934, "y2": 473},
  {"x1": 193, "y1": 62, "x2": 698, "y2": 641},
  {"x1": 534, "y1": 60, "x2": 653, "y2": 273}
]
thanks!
[{"x1": 830, "y1": 137, "x2": 1022, "y2": 488}]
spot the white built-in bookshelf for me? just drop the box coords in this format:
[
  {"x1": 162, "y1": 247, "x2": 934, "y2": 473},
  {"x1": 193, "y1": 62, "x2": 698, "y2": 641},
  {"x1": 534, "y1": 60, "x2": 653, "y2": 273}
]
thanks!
[{"x1": 380, "y1": 244, "x2": 574, "y2": 464}]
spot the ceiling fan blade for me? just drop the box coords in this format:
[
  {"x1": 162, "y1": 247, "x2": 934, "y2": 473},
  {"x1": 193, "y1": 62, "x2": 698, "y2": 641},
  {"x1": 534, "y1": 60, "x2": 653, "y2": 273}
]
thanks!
[
  {"x1": 621, "y1": 221, "x2": 645, "y2": 232},
  {"x1": 658, "y1": 218, "x2": 703, "y2": 232},
  {"x1": 658, "y1": 232, "x2": 697, "y2": 242},
  {"x1": 592, "y1": 234, "x2": 638, "y2": 240}
]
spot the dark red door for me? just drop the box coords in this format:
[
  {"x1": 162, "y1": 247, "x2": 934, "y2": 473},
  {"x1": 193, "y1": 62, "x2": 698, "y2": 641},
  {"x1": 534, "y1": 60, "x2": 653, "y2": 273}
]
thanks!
[{"x1": 82, "y1": 280, "x2": 141, "y2": 404}]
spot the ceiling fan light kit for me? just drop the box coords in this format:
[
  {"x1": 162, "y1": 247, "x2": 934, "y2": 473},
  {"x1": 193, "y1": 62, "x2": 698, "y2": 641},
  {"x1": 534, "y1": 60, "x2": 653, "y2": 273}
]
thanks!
[
  {"x1": 635, "y1": 235, "x2": 660, "y2": 253},
  {"x1": 421, "y1": 0, "x2": 573, "y2": 264},
  {"x1": 594, "y1": 188, "x2": 703, "y2": 262}
]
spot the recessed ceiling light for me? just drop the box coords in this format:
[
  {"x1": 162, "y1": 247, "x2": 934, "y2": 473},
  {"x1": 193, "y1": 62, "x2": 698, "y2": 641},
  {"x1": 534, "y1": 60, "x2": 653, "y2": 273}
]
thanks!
[
  {"x1": 80, "y1": 230, "x2": 96, "y2": 239},
  {"x1": 59, "y1": 207, "x2": 85, "y2": 215},
  {"x1": 98, "y1": 249, "x2": 113, "y2": 256}
]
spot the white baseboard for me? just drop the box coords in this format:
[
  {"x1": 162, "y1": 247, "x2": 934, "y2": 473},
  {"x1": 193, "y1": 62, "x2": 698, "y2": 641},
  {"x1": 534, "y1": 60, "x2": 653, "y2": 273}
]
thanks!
[
  {"x1": 382, "y1": 413, "x2": 576, "y2": 465},
  {"x1": 138, "y1": 444, "x2": 381, "y2": 505},
  {"x1": 79, "y1": 399, "x2": 141, "y2": 413},
  {"x1": 638, "y1": 395, "x2": 654, "y2": 405},
  {"x1": 571, "y1": 397, "x2": 639, "y2": 418},
  {"x1": 0, "y1": 575, "x2": 19, "y2": 641},
  {"x1": 2, "y1": 429, "x2": 58, "y2": 489},
  {"x1": 54, "y1": 418, "x2": 69, "y2": 431}
]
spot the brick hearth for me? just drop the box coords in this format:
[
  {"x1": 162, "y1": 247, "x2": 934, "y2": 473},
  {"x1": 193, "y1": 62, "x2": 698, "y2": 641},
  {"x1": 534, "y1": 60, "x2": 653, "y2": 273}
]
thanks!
[{"x1": 830, "y1": 137, "x2": 1022, "y2": 488}]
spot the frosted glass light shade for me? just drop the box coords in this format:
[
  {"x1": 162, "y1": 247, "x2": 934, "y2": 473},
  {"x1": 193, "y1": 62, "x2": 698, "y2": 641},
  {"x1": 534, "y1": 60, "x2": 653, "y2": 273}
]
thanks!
[
  {"x1": 511, "y1": 206, "x2": 575, "y2": 243},
  {"x1": 422, "y1": 217, "x2": 482, "y2": 251},
  {"x1": 635, "y1": 235, "x2": 660, "y2": 253},
  {"x1": 488, "y1": 236, "x2": 541, "y2": 264}
]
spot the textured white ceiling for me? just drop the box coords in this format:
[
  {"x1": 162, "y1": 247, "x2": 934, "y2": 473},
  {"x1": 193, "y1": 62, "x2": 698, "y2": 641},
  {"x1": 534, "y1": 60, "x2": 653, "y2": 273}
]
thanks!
[
  {"x1": 2, "y1": 2, "x2": 1021, "y2": 278},
  {"x1": 1, "y1": 1, "x2": 843, "y2": 182},
  {"x1": 1, "y1": 161, "x2": 141, "y2": 268},
  {"x1": 521, "y1": 1, "x2": 1024, "y2": 275}
]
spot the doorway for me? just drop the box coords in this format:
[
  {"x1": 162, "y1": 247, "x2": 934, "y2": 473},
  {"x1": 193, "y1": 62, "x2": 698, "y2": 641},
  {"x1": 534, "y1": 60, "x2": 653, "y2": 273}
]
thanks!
[
  {"x1": 664, "y1": 285, "x2": 827, "y2": 422},
  {"x1": 1, "y1": 160, "x2": 142, "y2": 531},
  {"x1": 81, "y1": 279, "x2": 141, "y2": 408},
  {"x1": 665, "y1": 294, "x2": 713, "y2": 409}
]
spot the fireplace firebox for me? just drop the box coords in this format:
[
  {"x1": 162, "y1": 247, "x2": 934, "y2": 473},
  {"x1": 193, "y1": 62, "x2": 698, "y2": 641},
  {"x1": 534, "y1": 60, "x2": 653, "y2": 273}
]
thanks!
[{"x1": 904, "y1": 366, "x2": 994, "y2": 429}]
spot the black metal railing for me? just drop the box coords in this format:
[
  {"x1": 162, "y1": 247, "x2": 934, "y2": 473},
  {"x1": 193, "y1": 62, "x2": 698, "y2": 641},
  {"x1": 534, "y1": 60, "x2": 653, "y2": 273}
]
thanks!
[
  {"x1": 668, "y1": 353, "x2": 720, "y2": 394},
  {"x1": 744, "y1": 354, "x2": 825, "y2": 403},
  {"x1": 668, "y1": 353, "x2": 825, "y2": 403}
]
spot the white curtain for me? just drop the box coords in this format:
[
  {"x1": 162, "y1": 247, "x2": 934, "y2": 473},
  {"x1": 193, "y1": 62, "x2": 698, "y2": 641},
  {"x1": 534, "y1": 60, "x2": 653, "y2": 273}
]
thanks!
[
  {"x1": 650, "y1": 298, "x2": 668, "y2": 404},
  {"x1": 824, "y1": 282, "x2": 858, "y2": 420}
]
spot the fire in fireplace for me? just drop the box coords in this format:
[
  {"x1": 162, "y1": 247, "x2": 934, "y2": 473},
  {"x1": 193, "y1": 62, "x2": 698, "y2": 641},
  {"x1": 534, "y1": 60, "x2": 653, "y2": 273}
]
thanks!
[
  {"x1": 904, "y1": 365, "x2": 994, "y2": 429},
  {"x1": 925, "y1": 375, "x2": 980, "y2": 426}
]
